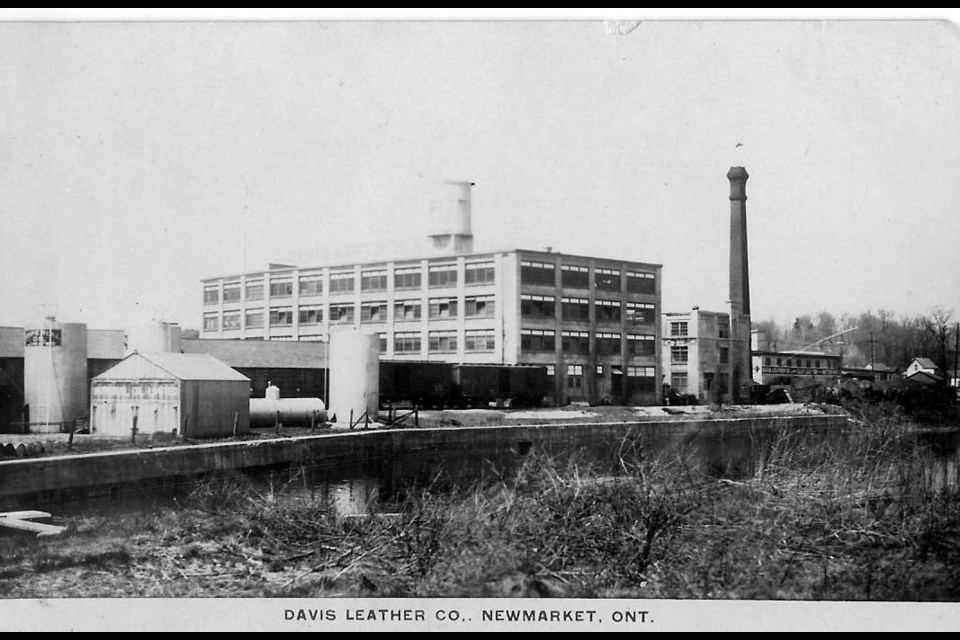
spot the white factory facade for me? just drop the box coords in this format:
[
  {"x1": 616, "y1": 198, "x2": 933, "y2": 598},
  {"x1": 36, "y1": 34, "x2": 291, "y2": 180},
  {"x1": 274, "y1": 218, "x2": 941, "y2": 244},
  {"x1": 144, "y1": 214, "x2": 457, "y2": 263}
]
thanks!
[{"x1": 200, "y1": 183, "x2": 663, "y2": 405}]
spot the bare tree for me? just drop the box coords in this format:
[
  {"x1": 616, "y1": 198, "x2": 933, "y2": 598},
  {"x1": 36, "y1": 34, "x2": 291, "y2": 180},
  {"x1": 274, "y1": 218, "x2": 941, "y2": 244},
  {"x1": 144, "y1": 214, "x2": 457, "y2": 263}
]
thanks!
[{"x1": 925, "y1": 307, "x2": 954, "y2": 384}]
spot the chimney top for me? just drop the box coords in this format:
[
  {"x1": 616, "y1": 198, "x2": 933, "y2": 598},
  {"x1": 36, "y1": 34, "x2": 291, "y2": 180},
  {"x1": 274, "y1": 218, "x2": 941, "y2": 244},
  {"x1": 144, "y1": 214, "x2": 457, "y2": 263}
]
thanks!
[{"x1": 727, "y1": 166, "x2": 749, "y2": 180}]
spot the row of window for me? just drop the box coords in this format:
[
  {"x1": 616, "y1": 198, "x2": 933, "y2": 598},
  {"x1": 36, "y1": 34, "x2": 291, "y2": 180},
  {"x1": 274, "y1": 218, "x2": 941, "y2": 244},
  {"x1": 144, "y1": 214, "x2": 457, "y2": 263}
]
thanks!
[
  {"x1": 203, "y1": 262, "x2": 497, "y2": 304},
  {"x1": 520, "y1": 329, "x2": 656, "y2": 355},
  {"x1": 521, "y1": 296, "x2": 656, "y2": 323},
  {"x1": 669, "y1": 320, "x2": 731, "y2": 339},
  {"x1": 520, "y1": 261, "x2": 656, "y2": 293},
  {"x1": 669, "y1": 345, "x2": 730, "y2": 364},
  {"x1": 203, "y1": 296, "x2": 496, "y2": 330},
  {"x1": 763, "y1": 356, "x2": 830, "y2": 369},
  {"x1": 204, "y1": 260, "x2": 657, "y2": 305},
  {"x1": 389, "y1": 329, "x2": 497, "y2": 353}
]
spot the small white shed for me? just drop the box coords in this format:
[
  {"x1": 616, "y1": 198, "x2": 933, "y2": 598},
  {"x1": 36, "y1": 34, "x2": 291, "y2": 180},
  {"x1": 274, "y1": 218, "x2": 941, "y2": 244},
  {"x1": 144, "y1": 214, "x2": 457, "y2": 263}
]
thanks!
[{"x1": 90, "y1": 352, "x2": 250, "y2": 438}]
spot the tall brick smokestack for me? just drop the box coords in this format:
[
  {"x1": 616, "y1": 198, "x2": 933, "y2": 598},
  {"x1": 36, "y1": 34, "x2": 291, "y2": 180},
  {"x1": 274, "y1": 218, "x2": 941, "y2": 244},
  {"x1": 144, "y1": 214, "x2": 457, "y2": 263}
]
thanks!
[
  {"x1": 727, "y1": 166, "x2": 750, "y2": 316},
  {"x1": 727, "y1": 166, "x2": 752, "y2": 403}
]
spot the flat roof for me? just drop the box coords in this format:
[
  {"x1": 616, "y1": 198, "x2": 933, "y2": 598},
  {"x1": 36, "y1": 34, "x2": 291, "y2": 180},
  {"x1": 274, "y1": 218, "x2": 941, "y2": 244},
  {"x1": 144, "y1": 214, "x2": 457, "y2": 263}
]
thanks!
[
  {"x1": 181, "y1": 338, "x2": 328, "y2": 369},
  {"x1": 201, "y1": 247, "x2": 662, "y2": 283}
]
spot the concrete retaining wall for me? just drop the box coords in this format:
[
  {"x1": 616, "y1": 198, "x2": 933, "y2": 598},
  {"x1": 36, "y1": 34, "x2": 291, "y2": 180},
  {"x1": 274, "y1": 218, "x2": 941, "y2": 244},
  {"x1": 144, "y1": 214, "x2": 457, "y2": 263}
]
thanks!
[{"x1": 0, "y1": 414, "x2": 849, "y2": 509}]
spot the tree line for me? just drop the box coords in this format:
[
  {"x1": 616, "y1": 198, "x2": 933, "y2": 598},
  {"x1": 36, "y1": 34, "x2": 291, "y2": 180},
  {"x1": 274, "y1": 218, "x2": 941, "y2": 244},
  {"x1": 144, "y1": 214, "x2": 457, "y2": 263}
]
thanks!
[{"x1": 754, "y1": 308, "x2": 958, "y2": 378}]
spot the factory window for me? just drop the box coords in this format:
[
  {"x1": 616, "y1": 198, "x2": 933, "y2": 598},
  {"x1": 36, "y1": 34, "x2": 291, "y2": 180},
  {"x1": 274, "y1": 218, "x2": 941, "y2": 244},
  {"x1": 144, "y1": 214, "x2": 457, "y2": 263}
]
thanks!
[
  {"x1": 222, "y1": 311, "x2": 241, "y2": 330},
  {"x1": 465, "y1": 261, "x2": 495, "y2": 286},
  {"x1": 361, "y1": 269, "x2": 388, "y2": 292},
  {"x1": 270, "y1": 278, "x2": 293, "y2": 298},
  {"x1": 270, "y1": 336, "x2": 296, "y2": 341},
  {"x1": 595, "y1": 299, "x2": 621, "y2": 323},
  {"x1": 627, "y1": 366, "x2": 656, "y2": 393},
  {"x1": 597, "y1": 332, "x2": 621, "y2": 355},
  {"x1": 776, "y1": 357, "x2": 783, "y2": 366},
  {"x1": 394, "y1": 332, "x2": 421, "y2": 353},
  {"x1": 394, "y1": 299, "x2": 422, "y2": 322},
  {"x1": 671, "y1": 345, "x2": 688, "y2": 364},
  {"x1": 428, "y1": 264, "x2": 458, "y2": 288},
  {"x1": 521, "y1": 294, "x2": 555, "y2": 319},
  {"x1": 329, "y1": 272, "x2": 355, "y2": 295},
  {"x1": 594, "y1": 267, "x2": 621, "y2": 291},
  {"x1": 786, "y1": 359, "x2": 793, "y2": 367},
  {"x1": 561, "y1": 297, "x2": 590, "y2": 322},
  {"x1": 718, "y1": 321, "x2": 730, "y2": 339},
  {"x1": 521, "y1": 328, "x2": 556, "y2": 352},
  {"x1": 203, "y1": 312, "x2": 219, "y2": 331},
  {"x1": 764, "y1": 357, "x2": 771, "y2": 366},
  {"x1": 561, "y1": 330, "x2": 590, "y2": 354},
  {"x1": 245, "y1": 310, "x2": 264, "y2": 329},
  {"x1": 222, "y1": 282, "x2": 241, "y2": 303},
  {"x1": 566, "y1": 365, "x2": 584, "y2": 390},
  {"x1": 671, "y1": 373, "x2": 688, "y2": 393},
  {"x1": 626, "y1": 271, "x2": 656, "y2": 295},
  {"x1": 378, "y1": 334, "x2": 387, "y2": 353},
  {"x1": 465, "y1": 295, "x2": 495, "y2": 317},
  {"x1": 246, "y1": 280, "x2": 264, "y2": 302},
  {"x1": 330, "y1": 303, "x2": 355, "y2": 324},
  {"x1": 394, "y1": 266, "x2": 422, "y2": 290},
  {"x1": 720, "y1": 346, "x2": 730, "y2": 364},
  {"x1": 670, "y1": 321, "x2": 688, "y2": 337},
  {"x1": 299, "y1": 275, "x2": 323, "y2": 297},
  {"x1": 561, "y1": 264, "x2": 590, "y2": 289},
  {"x1": 203, "y1": 285, "x2": 219, "y2": 305},
  {"x1": 815, "y1": 359, "x2": 821, "y2": 368},
  {"x1": 625, "y1": 302, "x2": 655, "y2": 325},
  {"x1": 361, "y1": 301, "x2": 387, "y2": 324},
  {"x1": 627, "y1": 333, "x2": 655, "y2": 355},
  {"x1": 428, "y1": 330, "x2": 458, "y2": 353},
  {"x1": 520, "y1": 260, "x2": 555, "y2": 286},
  {"x1": 465, "y1": 329, "x2": 496, "y2": 352},
  {"x1": 429, "y1": 297, "x2": 458, "y2": 319},
  {"x1": 299, "y1": 306, "x2": 322, "y2": 325},
  {"x1": 545, "y1": 364, "x2": 556, "y2": 385},
  {"x1": 269, "y1": 307, "x2": 293, "y2": 326}
]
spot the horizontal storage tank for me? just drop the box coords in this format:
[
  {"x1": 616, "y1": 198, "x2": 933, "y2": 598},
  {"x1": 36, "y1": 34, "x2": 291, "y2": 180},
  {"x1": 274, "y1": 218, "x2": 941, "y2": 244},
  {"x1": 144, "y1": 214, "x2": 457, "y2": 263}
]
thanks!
[{"x1": 249, "y1": 397, "x2": 328, "y2": 428}]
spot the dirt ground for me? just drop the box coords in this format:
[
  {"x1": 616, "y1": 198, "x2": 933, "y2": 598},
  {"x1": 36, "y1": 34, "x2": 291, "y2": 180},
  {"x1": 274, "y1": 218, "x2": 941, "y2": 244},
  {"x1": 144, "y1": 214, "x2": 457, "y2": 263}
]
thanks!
[{"x1": 0, "y1": 402, "x2": 841, "y2": 460}]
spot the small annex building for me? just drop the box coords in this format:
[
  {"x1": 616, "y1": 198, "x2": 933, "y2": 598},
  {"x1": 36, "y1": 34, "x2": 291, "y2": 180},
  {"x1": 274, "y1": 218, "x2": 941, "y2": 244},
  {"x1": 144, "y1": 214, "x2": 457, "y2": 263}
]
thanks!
[{"x1": 90, "y1": 352, "x2": 251, "y2": 438}]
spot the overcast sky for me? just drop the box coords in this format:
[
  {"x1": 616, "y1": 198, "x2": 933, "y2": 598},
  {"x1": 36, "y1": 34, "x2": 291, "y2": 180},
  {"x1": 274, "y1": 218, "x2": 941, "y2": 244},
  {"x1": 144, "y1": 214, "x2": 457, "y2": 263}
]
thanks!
[{"x1": 1, "y1": 15, "x2": 958, "y2": 332}]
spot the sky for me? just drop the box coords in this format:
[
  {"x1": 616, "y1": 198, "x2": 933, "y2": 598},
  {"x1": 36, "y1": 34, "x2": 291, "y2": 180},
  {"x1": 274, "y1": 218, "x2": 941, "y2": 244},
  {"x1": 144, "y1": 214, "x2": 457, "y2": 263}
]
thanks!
[{"x1": 1, "y1": 11, "x2": 958, "y2": 332}]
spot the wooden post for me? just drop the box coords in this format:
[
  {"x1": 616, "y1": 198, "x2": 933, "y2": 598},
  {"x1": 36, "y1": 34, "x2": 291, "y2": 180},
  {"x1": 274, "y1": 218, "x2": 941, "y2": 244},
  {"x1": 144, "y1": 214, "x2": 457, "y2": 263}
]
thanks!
[
  {"x1": 349, "y1": 409, "x2": 354, "y2": 430},
  {"x1": 67, "y1": 419, "x2": 76, "y2": 452},
  {"x1": 131, "y1": 413, "x2": 138, "y2": 444},
  {"x1": 232, "y1": 412, "x2": 238, "y2": 437},
  {"x1": 414, "y1": 406, "x2": 419, "y2": 428},
  {"x1": 275, "y1": 410, "x2": 280, "y2": 436},
  {"x1": 310, "y1": 410, "x2": 316, "y2": 433}
]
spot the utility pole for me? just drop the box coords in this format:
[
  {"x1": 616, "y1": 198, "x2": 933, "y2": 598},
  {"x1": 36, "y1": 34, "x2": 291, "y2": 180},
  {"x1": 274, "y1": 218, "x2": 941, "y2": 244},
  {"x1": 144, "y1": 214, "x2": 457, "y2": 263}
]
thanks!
[
  {"x1": 870, "y1": 331, "x2": 876, "y2": 368},
  {"x1": 954, "y1": 322, "x2": 958, "y2": 391}
]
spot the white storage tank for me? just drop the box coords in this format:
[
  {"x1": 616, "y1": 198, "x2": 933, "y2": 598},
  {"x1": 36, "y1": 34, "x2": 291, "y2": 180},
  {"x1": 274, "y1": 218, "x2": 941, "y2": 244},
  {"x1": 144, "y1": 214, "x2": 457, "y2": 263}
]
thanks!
[
  {"x1": 23, "y1": 318, "x2": 88, "y2": 433},
  {"x1": 427, "y1": 180, "x2": 474, "y2": 255},
  {"x1": 127, "y1": 321, "x2": 182, "y2": 354},
  {"x1": 328, "y1": 330, "x2": 380, "y2": 424},
  {"x1": 249, "y1": 382, "x2": 328, "y2": 428}
]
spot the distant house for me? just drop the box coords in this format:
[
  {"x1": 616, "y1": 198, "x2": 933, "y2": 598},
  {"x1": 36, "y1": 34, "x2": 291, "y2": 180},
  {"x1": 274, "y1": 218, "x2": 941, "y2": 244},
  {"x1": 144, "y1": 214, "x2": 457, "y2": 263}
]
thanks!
[{"x1": 904, "y1": 357, "x2": 939, "y2": 378}]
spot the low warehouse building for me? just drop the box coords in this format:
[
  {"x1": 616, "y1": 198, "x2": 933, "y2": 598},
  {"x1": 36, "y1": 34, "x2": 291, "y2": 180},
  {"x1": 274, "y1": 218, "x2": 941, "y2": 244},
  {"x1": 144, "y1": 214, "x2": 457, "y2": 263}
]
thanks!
[{"x1": 90, "y1": 352, "x2": 251, "y2": 438}]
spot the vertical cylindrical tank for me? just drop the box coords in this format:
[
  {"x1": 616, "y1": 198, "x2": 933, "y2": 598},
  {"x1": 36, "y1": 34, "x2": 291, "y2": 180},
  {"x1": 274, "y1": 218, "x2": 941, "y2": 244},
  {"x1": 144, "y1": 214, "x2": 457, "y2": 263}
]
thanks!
[
  {"x1": 427, "y1": 180, "x2": 474, "y2": 255},
  {"x1": 429, "y1": 180, "x2": 473, "y2": 236},
  {"x1": 328, "y1": 331, "x2": 380, "y2": 424},
  {"x1": 126, "y1": 321, "x2": 182, "y2": 354},
  {"x1": 23, "y1": 318, "x2": 88, "y2": 433}
]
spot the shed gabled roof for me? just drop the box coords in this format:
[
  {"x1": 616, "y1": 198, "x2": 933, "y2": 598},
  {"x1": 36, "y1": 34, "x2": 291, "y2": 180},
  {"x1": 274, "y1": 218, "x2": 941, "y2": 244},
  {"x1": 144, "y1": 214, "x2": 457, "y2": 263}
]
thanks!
[
  {"x1": 911, "y1": 357, "x2": 938, "y2": 370},
  {"x1": 95, "y1": 352, "x2": 250, "y2": 382},
  {"x1": 180, "y1": 338, "x2": 327, "y2": 369}
]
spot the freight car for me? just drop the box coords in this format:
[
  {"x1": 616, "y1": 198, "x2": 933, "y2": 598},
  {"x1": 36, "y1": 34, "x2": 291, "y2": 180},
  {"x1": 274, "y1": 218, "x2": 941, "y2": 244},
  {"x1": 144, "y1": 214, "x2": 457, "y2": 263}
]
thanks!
[{"x1": 378, "y1": 361, "x2": 548, "y2": 409}]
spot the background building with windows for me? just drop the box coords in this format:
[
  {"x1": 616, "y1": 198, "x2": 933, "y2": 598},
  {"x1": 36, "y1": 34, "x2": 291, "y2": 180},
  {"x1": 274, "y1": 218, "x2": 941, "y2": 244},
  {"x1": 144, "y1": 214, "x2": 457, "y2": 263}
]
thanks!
[
  {"x1": 200, "y1": 248, "x2": 662, "y2": 406},
  {"x1": 199, "y1": 180, "x2": 662, "y2": 406},
  {"x1": 661, "y1": 307, "x2": 732, "y2": 403}
]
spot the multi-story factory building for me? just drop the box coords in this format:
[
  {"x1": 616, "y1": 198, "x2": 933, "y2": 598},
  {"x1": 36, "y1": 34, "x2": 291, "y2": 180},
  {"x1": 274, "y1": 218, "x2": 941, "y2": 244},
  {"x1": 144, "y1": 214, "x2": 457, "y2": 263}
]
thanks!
[{"x1": 200, "y1": 182, "x2": 662, "y2": 406}]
